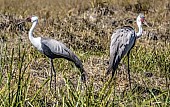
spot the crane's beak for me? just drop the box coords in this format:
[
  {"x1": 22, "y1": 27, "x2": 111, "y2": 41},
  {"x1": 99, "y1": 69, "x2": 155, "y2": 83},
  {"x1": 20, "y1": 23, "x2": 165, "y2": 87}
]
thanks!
[
  {"x1": 17, "y1": 20, "x2": 26, "y2": 25},
  {"x1": 143, "y1": 20, "x2": 150, "y2": 27},
  {"x1": 17, "y1": 17, "x2": 31, "y2": 25}
]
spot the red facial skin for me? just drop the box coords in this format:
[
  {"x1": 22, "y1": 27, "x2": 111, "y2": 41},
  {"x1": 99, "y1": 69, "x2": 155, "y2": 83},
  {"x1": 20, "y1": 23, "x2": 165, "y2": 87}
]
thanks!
[{"x1": 140, "y1": 17, "x2": 145, "y2": 23}]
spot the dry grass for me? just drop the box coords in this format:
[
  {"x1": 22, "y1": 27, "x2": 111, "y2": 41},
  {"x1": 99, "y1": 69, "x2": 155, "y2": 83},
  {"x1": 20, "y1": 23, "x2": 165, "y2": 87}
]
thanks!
[{"x1": 0, "y1": 0, "x2": 170, "y2": 106}]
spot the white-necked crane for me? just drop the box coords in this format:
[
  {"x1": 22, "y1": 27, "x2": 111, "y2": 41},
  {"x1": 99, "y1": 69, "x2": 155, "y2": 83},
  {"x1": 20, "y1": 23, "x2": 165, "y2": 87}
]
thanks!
[
  {"x1": 106, "y1": 13, "x2": 149, "y2": 88},
  {"x1": 24, "y1": 16, "x2": 87, "y2": 92}
]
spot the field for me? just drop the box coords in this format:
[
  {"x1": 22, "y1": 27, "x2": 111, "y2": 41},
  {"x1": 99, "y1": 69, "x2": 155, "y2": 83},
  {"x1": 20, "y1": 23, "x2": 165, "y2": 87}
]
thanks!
[{"x1": 0, "y1": 0, "x2": 170, "y2": 106}]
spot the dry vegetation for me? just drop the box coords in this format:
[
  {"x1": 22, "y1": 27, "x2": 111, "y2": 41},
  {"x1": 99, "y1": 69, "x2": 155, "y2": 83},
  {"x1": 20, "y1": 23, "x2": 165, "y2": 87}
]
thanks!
[{"x1": 0, "y1": 0, "x2": 170, "y2": 106}]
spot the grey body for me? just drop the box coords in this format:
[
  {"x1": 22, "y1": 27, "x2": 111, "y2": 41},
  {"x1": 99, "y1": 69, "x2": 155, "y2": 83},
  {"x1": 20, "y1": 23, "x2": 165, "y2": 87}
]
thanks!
[
  {"x1": 26, "y1": 15, "x2": 87, "y2": 94},
  {"x1": 107, "y1": 26, "x2": 136, "y2": 82},
  {"x1": 40, "y1": 37, "x2": 86, "y2": 81},
  {"x1": 106, "y1": 13, "x2": 147, "y2": 89}
]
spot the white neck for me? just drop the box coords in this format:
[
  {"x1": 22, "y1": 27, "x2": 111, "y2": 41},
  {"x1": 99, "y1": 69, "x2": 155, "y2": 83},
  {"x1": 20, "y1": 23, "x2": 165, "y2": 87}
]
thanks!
[
  {"x1": 136, "y1": 23, "x2": 143, "y2": 39},
  {"x1": 28, "y1": 20, "x2": 42, "y2": 52},
  {"x1": 29, "y1": 21, "x2": 38, "y2": 41}
]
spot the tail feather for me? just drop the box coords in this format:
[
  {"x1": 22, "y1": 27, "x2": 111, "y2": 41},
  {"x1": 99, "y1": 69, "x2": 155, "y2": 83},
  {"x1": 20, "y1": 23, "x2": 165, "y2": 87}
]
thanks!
[
  {"x1": 106, "y1": 66, "x2": 112, "y2": 76},
  {"x1": 106, "y1": 57, "x2": 114, "y2": 76},
  {"x1": 72, "y1": 55, "x2": 87, "y2": 82},
  {"x1": 80, "y1": 68, "x2": 87, "y2": 82},
  {"x1": 106, "y1": 55, "x2": 120, "y2": 78},
  {"x1": 106, "y1": 65, "x2": 116, "y2": 79}
]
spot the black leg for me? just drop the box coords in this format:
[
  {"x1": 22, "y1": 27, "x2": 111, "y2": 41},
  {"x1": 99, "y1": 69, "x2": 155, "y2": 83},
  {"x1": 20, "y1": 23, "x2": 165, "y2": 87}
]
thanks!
[
  {"x1": 51, "y1": 59, "x2": 56, "y2": 96},
  {"x1": 127, "y1": 52, "x2": 131, "y2": 89},
  {"x1": 111, "y1": 69, "x2": 115, "y2": 80},
  {"x1": 50, "y1": 59, "x2": 53, "y2": 91}
]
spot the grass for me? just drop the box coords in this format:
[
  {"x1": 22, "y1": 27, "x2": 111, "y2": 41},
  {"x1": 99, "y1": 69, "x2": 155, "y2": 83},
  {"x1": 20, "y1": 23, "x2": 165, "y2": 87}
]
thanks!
[{"x1": 0, "y1": 0, "x2": 170, "y2": 106}]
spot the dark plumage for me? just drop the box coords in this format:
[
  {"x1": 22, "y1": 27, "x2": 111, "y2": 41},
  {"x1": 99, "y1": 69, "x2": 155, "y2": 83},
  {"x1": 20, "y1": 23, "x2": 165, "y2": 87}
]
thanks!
[
  {"x1": 41, "y1": 38, "x2": 86, "y2": 81},
  {"x1": 107, "y1": 26, "x2": 136, "y2": 76},
  {"x1": 106, "y1": 13, "x2": 148, "y2": 88}
]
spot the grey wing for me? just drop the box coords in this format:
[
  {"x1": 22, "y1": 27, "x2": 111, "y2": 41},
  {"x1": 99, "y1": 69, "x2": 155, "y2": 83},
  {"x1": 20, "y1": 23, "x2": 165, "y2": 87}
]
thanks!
[
  {"x1": 114, "y1": 28, "x2": 136, "y2": 59},
  {"x1": 41, "y1": 38, "x2": 72, "y2": 59},
  {"x1": 41, "y1": 38, "x2": 87, "y2": 82},
  {"x1": 107, "y1": 27, "x2": 136, "y2": 75}
]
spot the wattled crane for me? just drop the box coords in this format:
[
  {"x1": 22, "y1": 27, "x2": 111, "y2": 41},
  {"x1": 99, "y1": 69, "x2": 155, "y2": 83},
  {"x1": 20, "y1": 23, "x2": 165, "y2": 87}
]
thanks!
[
  {"x1": 106, "y1": 13, "x2": 148, "y2": 88},
  {"x1": 24, "y1": 16, "x2": 87, "y2": 93}
]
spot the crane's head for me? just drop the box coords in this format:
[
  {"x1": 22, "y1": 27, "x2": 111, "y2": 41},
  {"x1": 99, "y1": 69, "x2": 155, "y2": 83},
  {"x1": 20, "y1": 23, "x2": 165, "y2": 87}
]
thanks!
[
  {"x1": 26, "y1": 16, "x2": 38, "y2": 23},
  {"x1": 136, "y1": 13, "x2": 148, "y2": 27}
]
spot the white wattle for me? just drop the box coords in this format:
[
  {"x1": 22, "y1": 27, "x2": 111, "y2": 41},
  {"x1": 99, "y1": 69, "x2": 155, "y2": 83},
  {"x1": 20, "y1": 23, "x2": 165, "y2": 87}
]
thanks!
[
  {"x1": 136, "y1": 24, "x2": 143, "y2": 38},
  {"x1": 136, "y1": 19, "x2": 143, "y2": 39},
  {"x1": 29, "y1": 20, "x2": 42, "y2": 52}
]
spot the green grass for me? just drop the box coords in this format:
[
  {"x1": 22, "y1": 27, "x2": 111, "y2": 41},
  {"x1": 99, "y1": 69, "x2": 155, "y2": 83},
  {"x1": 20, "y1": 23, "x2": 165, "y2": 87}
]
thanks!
[
  {"x1": 0, "y1": 0, "x2": 170, "y2": 106},
  {"x1": 0, "y1": 38, "x2": 169, "y2": 106}
]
